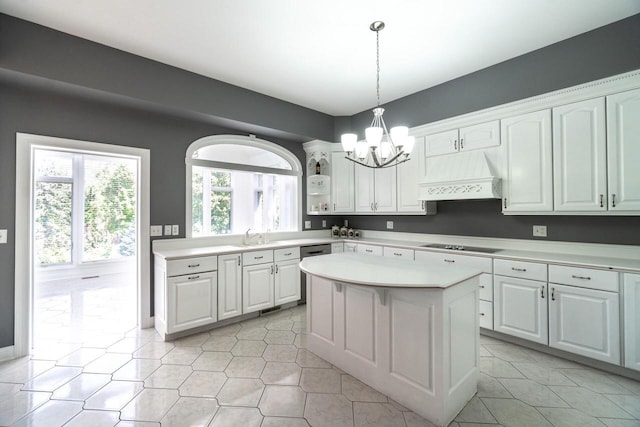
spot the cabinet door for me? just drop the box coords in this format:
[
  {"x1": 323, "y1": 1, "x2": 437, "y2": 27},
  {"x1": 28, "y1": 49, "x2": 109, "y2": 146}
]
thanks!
[
  {"x1": 459, "y1": 120, "x2": 500, "y2": 152},
  {"x1": 493, "y1": 275, "x2": 548, "y2": 344},
  {"x1": 331, "y1": 242, "x2": 344, "y2": 253},
  {"x1": 275, "y1": 259, "x2": 301, "y2": 306},
  {"x1": 242, "y1": 263, "x2": 274, "y2": 314},
  {"x1": 501, "y1": 110, "x2": 553, "y2": 212},
  {"x1": 354, "y1": 166, "x2": 375, "y2": 212},
  {"x1": 397, "y1": 136, "x2": 427, "y2": 213},
  {"x1": 553, "y1": 98, "x2": 607, "y2": 211},
  {"x1": 548, "y1": 283, "x2": 620, "y2": 365},
  {"x1": 167, "y1": 271, "x2": 217, "y2": 334},
  {"x1": 374, "y1": 167, "x2": 397, "y2": 212},
  {"x1": 218, "y1": 254, "x2": 242, "y2": 321},
  {"x1": 607, "y1": 88, "x2": 640, "y2": 211},
  {"x1": 331, "y1": 151, "x2": 355, "y2": 213},
  {"x1": 344, "y1": 242, "x2": 358, "y2": 253},
  {"x1": 624, "y1": 274, "x2": 640, "y2": 372},
  {"x1": 425, "y1": 129, "x2": 459, "y2": 157}
]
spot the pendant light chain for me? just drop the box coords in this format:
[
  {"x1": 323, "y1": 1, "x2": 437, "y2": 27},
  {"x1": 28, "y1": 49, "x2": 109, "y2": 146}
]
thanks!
[{"x1": 376, "y1": 27, "x2": 380, "y2": 108}]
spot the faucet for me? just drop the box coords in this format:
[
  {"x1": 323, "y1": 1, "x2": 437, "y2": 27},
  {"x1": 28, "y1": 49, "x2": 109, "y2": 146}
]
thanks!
[{"x1": 244, "y1": 228, "x2": 259, "y2": 245}]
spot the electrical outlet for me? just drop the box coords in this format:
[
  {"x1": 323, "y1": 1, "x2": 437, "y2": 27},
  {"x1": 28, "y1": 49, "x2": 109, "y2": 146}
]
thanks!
[
  {"x1": 386, "y1": 221, "x2": 394, "y2": 230},
  {"x1": 533, "y1": 225, "x2": 547, "y2": 237},
  {"x1": 322, "y1": 220, "x2": 327, "y2": 228},
  {"x1": 0, "y1": 229, "x2": 7, "y2": 244},
  {"x1": 172, "y1": 225, "x2": 179, "y2": 235},
  {"x1": 150, "y1": 225, "x2": 162, "y2": 236},
  {"x1": 305, "y1": 220, "x2": 311, "y2": 229},
  {"x1": 164, "y1": 225, "x2": 172, "y2": 235},
  {"x1": 344, "y1": 219, "x2": 348, "y2": 227}
]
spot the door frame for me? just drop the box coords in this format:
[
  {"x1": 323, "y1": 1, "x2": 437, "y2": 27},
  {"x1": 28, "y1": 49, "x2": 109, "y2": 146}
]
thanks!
[{"x1": 15, "y1": 133, "x2": 152, "y2": 357}]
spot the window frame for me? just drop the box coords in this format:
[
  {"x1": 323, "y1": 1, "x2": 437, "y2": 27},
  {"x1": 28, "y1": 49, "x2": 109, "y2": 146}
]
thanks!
[{"x1": 185, "y1": 135, "x2": 303, "y2": 238}]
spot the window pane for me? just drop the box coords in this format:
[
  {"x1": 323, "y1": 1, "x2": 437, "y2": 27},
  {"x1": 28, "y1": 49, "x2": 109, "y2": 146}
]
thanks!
[
  {"x1": 211, "y1": 190, "x2": 231, "y2": 234},
  {"x1": 193, "y1": 144, "x2": 292, "y2": 170},
  {"x1": 83, "y1": 156, "x2": 137, "y2": 262},
  {"x1": 34, "y1": 149, "x2": 73, "y2": 178},
  {"x1": 35, "y1": 182, "x2": 72, "y2": 265}
]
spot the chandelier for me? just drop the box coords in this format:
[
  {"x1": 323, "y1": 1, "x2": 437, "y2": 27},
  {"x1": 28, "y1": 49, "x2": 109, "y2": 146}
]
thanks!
[{"x1": 341, "y1": 21, "x2": 415, "y2": 169}]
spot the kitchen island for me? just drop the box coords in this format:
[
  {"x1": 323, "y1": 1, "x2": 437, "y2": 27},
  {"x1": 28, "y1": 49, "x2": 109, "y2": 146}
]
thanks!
[{"x1": 299, "y1": 253, "x2": 482, "y2": 427}]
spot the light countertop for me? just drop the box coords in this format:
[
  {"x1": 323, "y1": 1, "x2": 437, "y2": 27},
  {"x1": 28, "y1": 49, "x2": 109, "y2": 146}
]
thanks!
[{"x1": 300, "y1": 253, "x2": 480, "y2": 288}]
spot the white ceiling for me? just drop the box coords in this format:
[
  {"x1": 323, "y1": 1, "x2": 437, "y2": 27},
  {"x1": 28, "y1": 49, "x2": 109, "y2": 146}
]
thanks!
[{"x1": 1, "y1": 0, "x2": 639, "y2": 116}]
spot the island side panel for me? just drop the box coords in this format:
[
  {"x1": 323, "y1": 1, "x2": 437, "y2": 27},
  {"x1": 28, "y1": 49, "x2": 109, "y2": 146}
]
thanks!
[{"x1": 306, "y1": 273, "x2": 480, "y2": 427}]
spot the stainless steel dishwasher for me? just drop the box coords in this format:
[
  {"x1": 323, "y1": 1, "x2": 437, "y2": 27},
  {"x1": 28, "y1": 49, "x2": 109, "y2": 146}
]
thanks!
[{"x1": 299, "y1": 244, "x2": 332, "y2": 304}]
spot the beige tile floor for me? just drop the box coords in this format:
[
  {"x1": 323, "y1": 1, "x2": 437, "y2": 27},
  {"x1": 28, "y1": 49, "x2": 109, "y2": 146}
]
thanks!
[{"x1": 2, "y1": 303, "x2": 640, "y2": 426}]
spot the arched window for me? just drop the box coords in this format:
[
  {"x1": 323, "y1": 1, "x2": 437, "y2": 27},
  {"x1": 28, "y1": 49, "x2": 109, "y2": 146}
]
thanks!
[{"x1": 186, "y1": 135, "x2": 302, "y2": 237}]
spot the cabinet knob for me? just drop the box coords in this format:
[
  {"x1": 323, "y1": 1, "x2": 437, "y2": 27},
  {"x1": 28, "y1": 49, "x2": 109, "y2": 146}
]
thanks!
[{"x1": 479, "y1": 312, "x2": 485, "y2": 316}]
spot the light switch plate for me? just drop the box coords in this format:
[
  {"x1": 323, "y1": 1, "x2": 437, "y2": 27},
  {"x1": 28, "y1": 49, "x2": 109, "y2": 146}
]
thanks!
[
  {"x1": 0, "y1": 229, "x2": 7, "y2": 244},
  {"x1": 322, "y1": 220, "x2": 327, "y2": 228},
  {"x1": 533, "y1": 225, "x2": 547, "y2": 237},
  {"x1": 387, "y1": 221, "x2": 394, "y2": 230},
  {"x1": 172, "y1": 225, "x2": 179, "y2": 235},
  {"x1": 150, "y1": 225, "x2": 162, "y2": 237},
  {"x1": 304, "y1": 220, "x2": 311, "y2": 229},
  {"x1": 164, "y1": 225, "x2": 172, "y2": 235},
  {"x1": 344, "y1": 219, "x2": 348, "y2": 227}
]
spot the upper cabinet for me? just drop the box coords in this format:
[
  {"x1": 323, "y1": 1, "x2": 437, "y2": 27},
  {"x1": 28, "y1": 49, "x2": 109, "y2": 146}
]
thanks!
[
  {"x1": 330, "y1": 150, "x2": 355, "y2": 213},
  {"x1": 607, "y1": 88, "x2": 640, "y2": 211},
  {"x1": 354, "y1": 166, "x2": 397, "y2": 213},
  {"x1": 305, "y1": 142, "x2": 331, "y2": 215},
  {"x1": 501, "y1": 110, "x2": 553, "y2": 212},
  {"x1": 397, "y1": 136, "x2": 434, "y2": 213},
  {"x1": 553, "y1": 98, "x2": 607, "y2": 211},
  {"x1": 425, "y1": 120, "x2": 500, "y2": 157}
]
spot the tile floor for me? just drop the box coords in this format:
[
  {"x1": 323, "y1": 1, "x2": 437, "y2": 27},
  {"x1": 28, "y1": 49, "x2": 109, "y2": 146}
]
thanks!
[{"x1": 1, "y1": 304, "x2": 640, "y2": 426}]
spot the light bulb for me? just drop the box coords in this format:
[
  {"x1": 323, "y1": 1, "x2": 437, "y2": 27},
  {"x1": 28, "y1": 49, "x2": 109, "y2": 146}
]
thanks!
[
  {"x1": 341, "y1": 133, "x2": 357, "y2": 153},
  {"x1": 403, "y1": 136, "x2": 416, "y2": 154},
  {"x1": 365, "y1": 127, "x2": 382, "y2": 148},
  {"x1": 355, "y1": 141, "x2": 369, "y2": 160},
  {"x1": 390, "y1": 126, "x2": 408, "y2": 146},
  {"x1": 379, "y1": 142, "x2": 393, "y2": 160}
]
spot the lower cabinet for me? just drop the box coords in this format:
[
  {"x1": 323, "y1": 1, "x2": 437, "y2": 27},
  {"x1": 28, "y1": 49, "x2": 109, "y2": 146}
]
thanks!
[
  {"x1": 243, "y1": 262, "x2": 275, "y2": 314},
  {"x1": 357, "y1": 243, "x2": 383, "y2": 256},
  {"x1": 275, "y1": 258, "x2": 301, "y2": 306},
  {"x1": 218, "y1": 253, "x2": 242, "y2": 320},
  {"x1": 624, "y1": 273, "x2": 640, "y2": 372},
  {"x1": 493, "y1": 275, "x2": 548, "y2": 345},
  {"x1": 167, "y1": 271, "x2": 218, "y2": 334},
  {"x1": 548, "y1": 283, "x2": 620, "y2": 364}
]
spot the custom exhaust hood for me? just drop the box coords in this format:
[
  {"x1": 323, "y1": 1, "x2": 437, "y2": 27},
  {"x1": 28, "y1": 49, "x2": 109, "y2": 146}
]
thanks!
[{"x1": 418, "y1": 150, "x2": 502, "y2": 201}]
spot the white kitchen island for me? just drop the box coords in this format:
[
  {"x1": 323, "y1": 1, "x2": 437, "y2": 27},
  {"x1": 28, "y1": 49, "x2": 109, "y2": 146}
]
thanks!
[{"x1": 299, "y1": 253, "x2": 482, "y2": 427}]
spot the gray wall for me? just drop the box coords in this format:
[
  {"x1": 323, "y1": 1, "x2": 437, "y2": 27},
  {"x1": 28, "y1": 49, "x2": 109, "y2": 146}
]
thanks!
[{"x1": 1, "y1": 13, "x2": 640, "y2": 349}]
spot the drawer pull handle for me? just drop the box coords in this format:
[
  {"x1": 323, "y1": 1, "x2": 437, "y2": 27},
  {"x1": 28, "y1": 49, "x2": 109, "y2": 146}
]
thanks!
[
  {"x1": 238, "y1": 256, "x2": 241, "y2": 266},
  {"x1": 612, "y1": 194, "x2": 616, "y2": 208},
  {"x1": 551, "y1": 287, "x2": 555, "y2": 301},
  {"x1": 600, "y1": 194, "x2": 604, "y2": 208},
  {"x1": 254, "y1": 256, "x2": 263, "y2": 260},
  {"x1": 284, "y1": 252, "x2": 292, "y2": 256},
  {"x1": 460, "y1": 138, "x2": 464, "y2": 149},
  {"x1": 479, "y1": 312, "x2": 485, "y2": 316},
  {"x1": 188, "y1": 275, "x2": 200, "y2": 280},
  {"x1": 276, "y1": 265, "x2": 279, "y2": 273},
  {"x1": 271, "y1": 265, "x2": 274, "y2": 275},
  {"x1": 479, "y1": 285, "x2": 485, "y2": 289},
  {"x1": 541, "y1": 286, "x2": 545, "y2": 299},
  {"x1": 188, "y1": 264, "x2": 200, "y2": 268},
  {"x1": 366, "y1": 249, "x2": 373, "y2": 253},
  {"x1": 444, "y1": 259, "x2": 455, "y2": 263},
  {"x1": 571, "y1": 275, "x2": 591, "y2": 280},
  {"x1": 512, "y1": 267, "x2": 527, "y2": 272},
  {"x1": 394, "y1": 252, "x2": 402, "y2": 256}
]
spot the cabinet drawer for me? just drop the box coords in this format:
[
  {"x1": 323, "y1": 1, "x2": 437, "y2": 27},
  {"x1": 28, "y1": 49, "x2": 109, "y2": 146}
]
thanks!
[
  {"x1": 357, "y1": 244, "x2": 383, "y2": 256},
  {"x1": 415, "y1": 251, "x2": 492, "y2": 273},
  {"x1": 479, "y1": 300, "x2": 493, "y2": 330},
  {"x1": 479, "y1": 273, "x2": 493, "y2": 301},
  {"x1": 274, "y1": 247, "x2": 300, "y2": 262},
  {"x1": 243, "y1": 250, "x2": 274, "y2": 266},
  {"x1": 549, "y1": 265, "x2": 618, "y2": 292},
  {"x1": 494, "y1": 259, "x2": 547, "y2": 282},
  {"x1": 383, "y1": 247, "x2": 415, "y2": 260},
  {"x1": 167, "y1": 255, "x2": 218, "y2": 277}
]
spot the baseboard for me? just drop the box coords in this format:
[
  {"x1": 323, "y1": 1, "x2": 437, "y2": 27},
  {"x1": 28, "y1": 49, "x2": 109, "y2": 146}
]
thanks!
[{"x1": 0, "y1": 345, "x2": 15, "y2": 363}]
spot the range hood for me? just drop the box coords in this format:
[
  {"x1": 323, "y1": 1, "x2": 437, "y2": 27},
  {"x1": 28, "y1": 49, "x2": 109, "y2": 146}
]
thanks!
[{"x1": 418, "y1": 150, "x2": 501, "y2": 201}]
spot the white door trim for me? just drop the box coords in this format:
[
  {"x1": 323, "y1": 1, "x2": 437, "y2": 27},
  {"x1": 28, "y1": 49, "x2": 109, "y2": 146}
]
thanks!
[{"x1": 15, "y1": 133, "x2": 152, "y2": 357}]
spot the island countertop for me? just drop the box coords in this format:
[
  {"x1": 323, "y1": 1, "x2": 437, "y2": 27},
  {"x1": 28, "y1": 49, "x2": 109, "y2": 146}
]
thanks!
[{"x1": 299, "y1": 252, "x2": 481, "y2": 288}]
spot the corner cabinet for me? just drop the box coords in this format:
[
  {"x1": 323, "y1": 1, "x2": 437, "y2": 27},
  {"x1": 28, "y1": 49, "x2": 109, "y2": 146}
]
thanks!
[
  {"x1": 607, "y1": 88, "x2": 640, "y2": 211},
  {"x1": 501, "y1": 110, "x2": 553, "y2": 213},
  {"x1": 330, "y1": 150, "x2": 355, "y2": 213},
  {"x1": 154, "y1": 255, "x2": 218, "y2": 337}
]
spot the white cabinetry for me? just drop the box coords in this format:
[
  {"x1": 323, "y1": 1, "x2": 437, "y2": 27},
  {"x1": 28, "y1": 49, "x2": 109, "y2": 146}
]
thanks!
[
  {"x1": 154, "y1": 255, "x2": 218, "y2": 337},
  {"x1": 355, "y1": 166, "x2": 397, "y2": 213},
  {"x1": 383, "y1": 247, "x2": 414, "y2": 260},
  {"x1": 274, "y1": 247, "x2": 301, "y2": 306},
  {"x1": 397, "y1": 136, "x2": 433, "y2": 214},
  {"x1": 344, "y1": 242, "x2": 358, "y2": 253},
  {"x1": 217, "y1": 253, "x2": 242, "y2": 320},
  {"x1": 331, "y1": 242, "x2": 344, "y2": 253},
  {"x1": 624, "y1": 273, "x2": 640, "y2": 372},
  {"x1": 304, "y1": 141, "x2": 332, "y2": 215},
  {"x1": 356, "y1": 244, "x2": 383, "y2": 257},
  {"x1": 607, "y1": 88, "x2": 640, "y2": 211},
  {"x1": 501, "y1": 110, "x2": 553, "y2": 212},
  {"x1": 242, "y1": 250, "x2": 275, "y2": 314},
  {"x1": 493, "y1": 259, "x2": 548, "y2": 344},
  {"x1": 425, "y1": 120, "x2": 500, "y2": 157},
  {"x1": 331, "y1": 151, "x2": 355, "y2": 213},
  {"x1": 415, "y1": 250, "x2": 493, "y2": 329},
  {"x1": 553, "y1": 98, "x2": 607, "y2": 211},
  {"x1": 548, "y1": 265, "x2": 620, "y2": 365}
]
